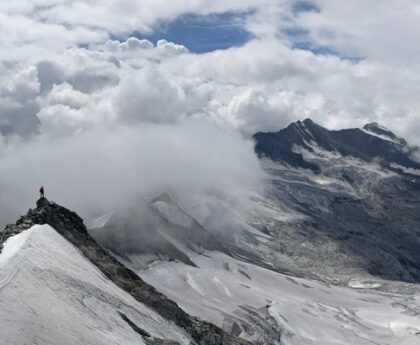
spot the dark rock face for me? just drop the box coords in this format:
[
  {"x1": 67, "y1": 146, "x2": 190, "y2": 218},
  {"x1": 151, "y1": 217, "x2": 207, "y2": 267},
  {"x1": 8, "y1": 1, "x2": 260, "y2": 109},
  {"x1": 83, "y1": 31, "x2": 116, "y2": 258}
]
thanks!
[
  {"x1": 254, "y1": 118, "x2": 420, "y2": 172},
  {"x1": 0, "y1": 198, "x2": 251, "y2": 345},
  {"x1": 36, "y1": 196, "x2": 50, "y2": 209},
  {"x1": 267, "y1": 174, "x2": 420, "y2": 284},
  {"x1": 251, "y1": 119, "x2": 420, "y2": 287},
  {"x1": 253, "y1": 120, "x2": 321, "y2": 172}
]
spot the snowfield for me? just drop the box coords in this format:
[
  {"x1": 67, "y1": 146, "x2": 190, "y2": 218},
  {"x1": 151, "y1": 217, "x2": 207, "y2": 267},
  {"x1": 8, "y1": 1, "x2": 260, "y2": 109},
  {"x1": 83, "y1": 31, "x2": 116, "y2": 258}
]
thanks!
[
  {"x1": 139, "y1": 251, "x2": 420, "y2": 345},
  {"x1": 2, "y1": 221, "x2": 419, "y2": 345},
  {"x1": 0, "y1": 225, "x2": 191, "y2": 345}
]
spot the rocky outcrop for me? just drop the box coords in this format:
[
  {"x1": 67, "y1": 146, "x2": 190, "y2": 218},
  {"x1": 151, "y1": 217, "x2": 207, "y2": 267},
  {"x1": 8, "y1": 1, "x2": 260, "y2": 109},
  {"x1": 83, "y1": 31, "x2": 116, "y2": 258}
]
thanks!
[{"x1": 0, "y1": 198, "x2": 252, "y2": 345}]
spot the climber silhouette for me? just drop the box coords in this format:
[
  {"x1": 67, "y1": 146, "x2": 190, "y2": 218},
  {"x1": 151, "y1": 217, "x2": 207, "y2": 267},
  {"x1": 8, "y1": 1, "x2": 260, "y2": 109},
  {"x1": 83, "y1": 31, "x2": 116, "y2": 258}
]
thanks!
[{"x1": 39, "y1": 186, "x2": 45, "y2": 198}]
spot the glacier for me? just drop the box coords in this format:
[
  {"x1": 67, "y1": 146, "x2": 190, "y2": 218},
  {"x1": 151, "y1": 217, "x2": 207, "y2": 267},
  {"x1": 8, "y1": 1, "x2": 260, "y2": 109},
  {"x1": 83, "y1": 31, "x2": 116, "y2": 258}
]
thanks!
[
  {"x1": 140, "y1": 251, "x2": 420, "y2": 345},
  {"x1": 0, "y1": 225, "x2": 191, "y2": 345}
]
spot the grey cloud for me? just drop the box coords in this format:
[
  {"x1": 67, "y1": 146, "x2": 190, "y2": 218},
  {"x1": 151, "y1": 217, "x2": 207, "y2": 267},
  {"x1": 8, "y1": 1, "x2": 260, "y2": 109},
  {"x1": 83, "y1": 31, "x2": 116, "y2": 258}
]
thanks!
[
  {"x1": 0, "y1": 120, "x2": 263, "y2": 227},
  {"x1": 0, "y1": 100, "x2": 40, "y2": 136},
  {"x1": 69, "y1": 71, "x2": 119, "y2": 93},
  {"x1": 37, "y1": 61, "x2": 66, "y2": 93},
  {"x1": 115, "y1": 67, "x2": 187, "y2": 124},
  {"x1": 0, "y1": 66, "x2": 41, "y2": 136}
]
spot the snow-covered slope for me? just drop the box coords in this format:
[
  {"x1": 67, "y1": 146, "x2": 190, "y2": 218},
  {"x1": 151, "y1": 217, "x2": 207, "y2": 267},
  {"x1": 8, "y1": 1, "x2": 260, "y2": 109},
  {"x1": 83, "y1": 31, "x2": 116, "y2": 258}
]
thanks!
[
  {"x1": 139, "y1": 251, "x2": 420, "y2": 345},
  {"x1": 0, "y1": 224, "x2": 191, "y2": 345},
  {"x1": 0, "y1": 198, "x2": 250, "y2": 345}
]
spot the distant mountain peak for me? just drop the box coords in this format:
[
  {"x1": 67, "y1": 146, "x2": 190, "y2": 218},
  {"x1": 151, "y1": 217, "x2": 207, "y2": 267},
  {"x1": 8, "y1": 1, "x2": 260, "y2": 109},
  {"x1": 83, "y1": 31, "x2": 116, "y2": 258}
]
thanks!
[
  {"x1": 302, "y1": 118, "x2": 316, "y2": 126},
  {"x1": 363, "y1": 121, "x2": 396, "y2": 133},
  {"x1": 364, "y1": 121, "x2": 388, "y2": 131},
  {"x1": 363, "y1": 122, "x2": 407, "y2": 145},
  {"x1": 289, "y1": 118, "x2": 317, "y2": 130}
]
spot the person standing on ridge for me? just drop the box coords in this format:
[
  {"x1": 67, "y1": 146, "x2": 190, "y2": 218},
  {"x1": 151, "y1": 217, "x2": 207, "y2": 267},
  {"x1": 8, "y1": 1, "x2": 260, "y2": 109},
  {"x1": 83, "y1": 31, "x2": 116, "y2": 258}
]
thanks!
[{"x1": 39, "y1": 186, "x2": 45, "y2": 198}]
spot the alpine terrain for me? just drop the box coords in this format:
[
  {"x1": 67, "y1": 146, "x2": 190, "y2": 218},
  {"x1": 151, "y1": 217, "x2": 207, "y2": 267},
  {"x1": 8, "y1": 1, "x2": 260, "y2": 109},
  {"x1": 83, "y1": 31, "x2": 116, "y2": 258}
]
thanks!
[
  {"x1": 90, "y1": 119, "x2": 420, "y2": 344},
  {"x1": 0, "y1": 198, "x2": 250, "y2": 345},
  {"x1": 0, "y1": 119, "x2": 419, "y2": 345}
]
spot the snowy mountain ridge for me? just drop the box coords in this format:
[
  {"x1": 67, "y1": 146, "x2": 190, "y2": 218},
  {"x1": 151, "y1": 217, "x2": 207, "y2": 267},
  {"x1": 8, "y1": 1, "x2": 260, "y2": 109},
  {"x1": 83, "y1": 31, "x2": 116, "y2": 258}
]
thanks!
[
  {"x1": 254, "y1": 118, "x2": 420, "y2": 173},
  {"x1": 0, "y1": 198, "x2": 251, "y2": 345},
  {"x1": 0, "y1": 224, "x2": 192, "y2": 345}
]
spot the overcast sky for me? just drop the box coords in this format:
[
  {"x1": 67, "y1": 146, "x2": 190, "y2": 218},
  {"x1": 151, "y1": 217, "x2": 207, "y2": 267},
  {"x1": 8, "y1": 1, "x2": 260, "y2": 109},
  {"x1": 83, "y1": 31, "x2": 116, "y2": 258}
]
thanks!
[{"x1": 0, "y1": 1, "x2": 419, "y2": 223}]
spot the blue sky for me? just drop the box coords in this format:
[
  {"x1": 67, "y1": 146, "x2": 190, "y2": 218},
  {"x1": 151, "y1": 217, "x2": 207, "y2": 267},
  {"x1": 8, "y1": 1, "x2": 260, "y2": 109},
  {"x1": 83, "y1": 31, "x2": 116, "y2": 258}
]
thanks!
[
  {"x1": 130, "y1": 3, "x2": 350, "y2": 59},
  {"x1": 137, "y1": 12, "x2": 253, "y2": 53}
]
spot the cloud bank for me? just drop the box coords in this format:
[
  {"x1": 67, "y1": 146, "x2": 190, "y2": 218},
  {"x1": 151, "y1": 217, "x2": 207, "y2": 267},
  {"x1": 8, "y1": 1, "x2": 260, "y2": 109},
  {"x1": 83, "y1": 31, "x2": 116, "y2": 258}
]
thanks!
[{"x1": 0, "y1": 119, "x2": 262, "y2": 225}]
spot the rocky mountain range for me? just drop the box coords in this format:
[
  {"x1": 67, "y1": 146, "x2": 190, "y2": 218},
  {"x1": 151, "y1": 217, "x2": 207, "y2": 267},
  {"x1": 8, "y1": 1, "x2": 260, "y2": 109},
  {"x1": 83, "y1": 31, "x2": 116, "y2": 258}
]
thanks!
[
  {"x1": 254, "y1": 119, "x2": 420, "y2": 173},
  {"x1": 252, "y1": 119, "x2": 420, "y2": 288}
]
